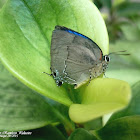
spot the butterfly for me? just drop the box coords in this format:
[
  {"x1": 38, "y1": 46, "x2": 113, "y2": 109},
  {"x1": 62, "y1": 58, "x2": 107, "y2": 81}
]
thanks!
[{"x1": 48, "y1": 26, "x2": 110, "y2": 89}]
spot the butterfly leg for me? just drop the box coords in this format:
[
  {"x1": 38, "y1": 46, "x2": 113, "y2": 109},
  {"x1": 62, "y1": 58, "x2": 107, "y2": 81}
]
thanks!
[
  {"x1": 87, "y1": 69, "x2": 92, "y2": 86},
  {"x1": 103, "y1": 73, "x2": 108, "y2": 78}
]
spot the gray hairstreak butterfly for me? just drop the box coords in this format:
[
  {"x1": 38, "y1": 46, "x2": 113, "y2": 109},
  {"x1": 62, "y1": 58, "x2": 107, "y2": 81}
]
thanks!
[{"x1": 45, "y1": 26, "x2": 110, "y2": 89}]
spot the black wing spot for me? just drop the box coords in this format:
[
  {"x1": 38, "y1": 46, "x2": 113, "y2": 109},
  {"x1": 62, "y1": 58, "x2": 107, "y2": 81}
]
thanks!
[{"x1": 58, "y1": 81, "x2": 63, "y2": 86}]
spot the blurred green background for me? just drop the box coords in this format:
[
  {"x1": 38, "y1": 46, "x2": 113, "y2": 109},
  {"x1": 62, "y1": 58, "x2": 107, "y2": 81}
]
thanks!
[{"x1": 93, "y1": 0, "x2": 140, "y2": 86}]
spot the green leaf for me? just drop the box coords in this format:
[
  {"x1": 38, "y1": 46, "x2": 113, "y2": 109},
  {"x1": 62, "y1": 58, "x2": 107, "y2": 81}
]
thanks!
[
  {"x1": 0, "y1": 87, "x2": 56, "y2": 131},
  {"x1": 83, "y1": 117, "x2": 102, "y2": 130},
  {"x1": 0, "y1": 62, "x2": 74, "y2": 132},
  {"x1": 108, "y1": 81, "x2": 140, "y2": 122},
  {"x1": 69, "y1": 78, "x2": 131, "y2": 123},
  {"x1": 44, "y1": 98, "x2": 75, "y2": 133},
  {"x1": 0, "y1": 65, "x2": 58, "y2": 131},
  {"x1": 10, "y1": 125, "x2": 66, "y2": 140},
  {"x1": 95, "y1": 115, "x2": 140, "y2": 140},
  {"x1": 68, "y1": 128, "x2": 98, "y2": 140},
  {"x1": 0, "y1": 0, "x2": 109, "y2": 106}
]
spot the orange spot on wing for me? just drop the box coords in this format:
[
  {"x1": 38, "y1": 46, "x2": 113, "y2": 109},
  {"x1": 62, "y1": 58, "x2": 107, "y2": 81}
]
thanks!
[{"x1": 99, "y1": 51, "x2": 102, "y2": 60}]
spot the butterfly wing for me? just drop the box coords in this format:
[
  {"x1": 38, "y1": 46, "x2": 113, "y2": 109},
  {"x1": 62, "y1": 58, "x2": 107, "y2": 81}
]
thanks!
[
  {"x1": 65, "y1": 45, "x2": 103, "y2": 86},
  {"x1": 50, "y1": 26, "x2": 103, "y2": 86},
  {"x1": 51, "y1": 26, "x2": 74, "y2": 76}
]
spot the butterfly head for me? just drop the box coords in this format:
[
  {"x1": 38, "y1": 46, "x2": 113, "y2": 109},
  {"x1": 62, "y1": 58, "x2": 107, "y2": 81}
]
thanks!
[
  {"x1": 103, "y1": 55, "x2": 110, "y2": 63},
  {"x1": 52, "y1": 69, "x2": 64, "y2": 86},
  {"x1": 102, "y1": 55, "x2": 110, "y2": 72}
]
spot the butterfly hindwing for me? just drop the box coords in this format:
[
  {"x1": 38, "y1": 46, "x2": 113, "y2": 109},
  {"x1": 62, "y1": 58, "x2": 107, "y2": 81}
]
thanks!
[{"x1": 50, "y1": 26, "x2": 103, "y2": 86}]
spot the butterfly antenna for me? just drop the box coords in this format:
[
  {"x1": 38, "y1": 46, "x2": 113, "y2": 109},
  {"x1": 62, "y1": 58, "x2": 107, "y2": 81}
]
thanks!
[
  {"x1": 109, "y1": 50, "x2": 130, "y2": 56},
  {"x1": 113, "y1": 53, "x2": 130, "y2": 55},
  {"x1": 42, "y1": 72, "x2": 52, "y2": 76}
]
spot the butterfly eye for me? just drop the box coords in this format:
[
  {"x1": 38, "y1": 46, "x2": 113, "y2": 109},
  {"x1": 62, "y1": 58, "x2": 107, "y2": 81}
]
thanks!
[
  {"x1": 53, "y1": 72, "x2": 56, "y2": 77},
  {"x1": 104, "y1": 55, "x2": 110, "y2": 62}
]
